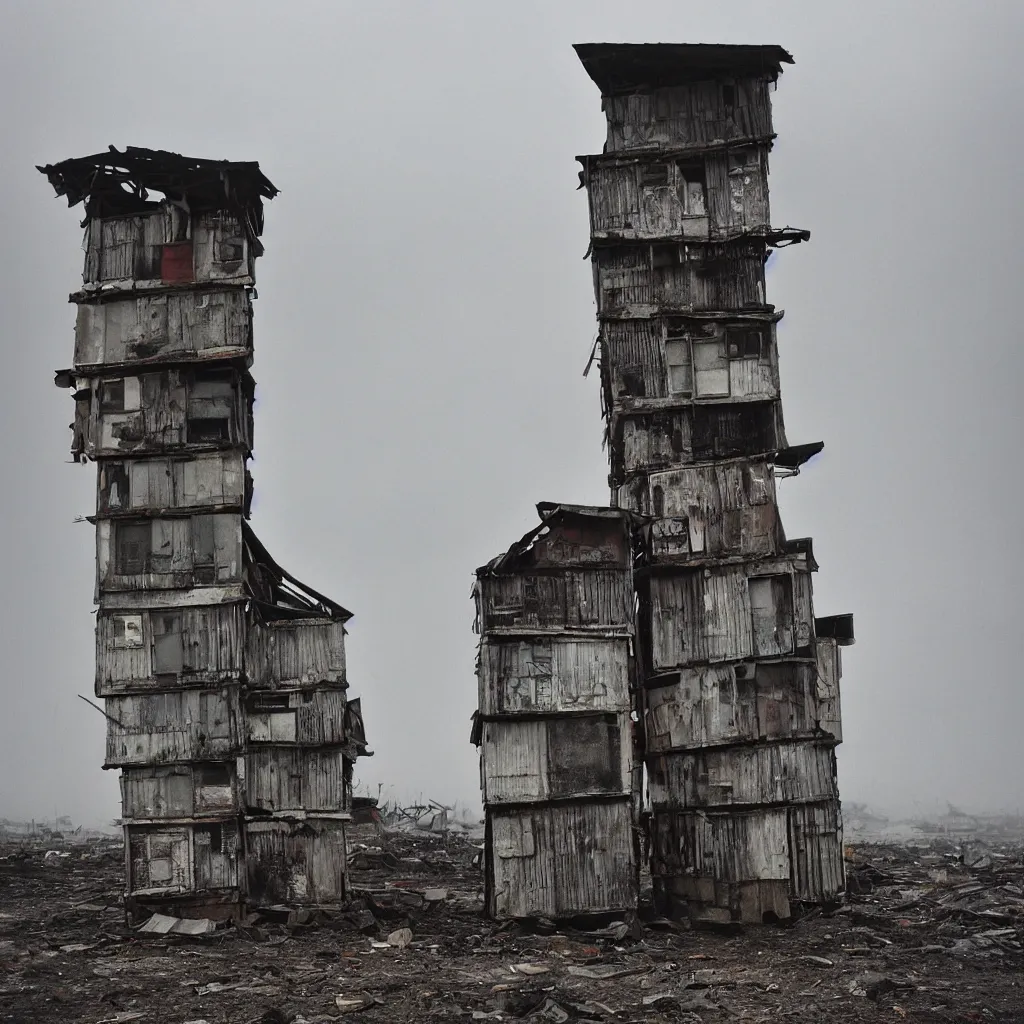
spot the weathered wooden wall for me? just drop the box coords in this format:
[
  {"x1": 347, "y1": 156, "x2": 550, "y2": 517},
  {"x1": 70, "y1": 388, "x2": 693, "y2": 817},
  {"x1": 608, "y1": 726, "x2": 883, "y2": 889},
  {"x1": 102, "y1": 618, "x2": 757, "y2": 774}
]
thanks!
[
  {"x1": 246, "y1": 619, "x2": 347, "y2": 689},
  {"x1": 245, "y1": 819, "x2": 348, "y2": 906},
  {"x1": 601, "y1": 78, "x2": 774, "y2": 152},
  {"x1": 488, "y1": 800, "x2": 637, "y2": 919},
  {"x1": 75, "y1": 290, "x2": 252, "y2": 369},
  {"x1": 97, "y1": 452, "x2": 247, "y2": 515}
]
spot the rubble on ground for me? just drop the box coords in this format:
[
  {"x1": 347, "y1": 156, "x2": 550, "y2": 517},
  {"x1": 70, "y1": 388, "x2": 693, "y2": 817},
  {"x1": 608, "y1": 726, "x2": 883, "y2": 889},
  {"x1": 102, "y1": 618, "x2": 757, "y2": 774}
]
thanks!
[{"x1": 1, "y1": 814, "x2": 1022, "y2": 1022}]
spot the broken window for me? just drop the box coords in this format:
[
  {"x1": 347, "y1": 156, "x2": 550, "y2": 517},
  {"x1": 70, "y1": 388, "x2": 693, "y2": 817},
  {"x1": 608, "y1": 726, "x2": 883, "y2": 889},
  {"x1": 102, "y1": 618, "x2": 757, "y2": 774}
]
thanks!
[
  {"x1": 100, "y1": 462, "x2": 130, "y2": 511},
  {"x1": 100, "y1": 378, "x2": 125, "y2": 412},
  {"x1": 652, "y1": 244, "x2": 681, "y2": 269},
  {"x1": 187, "y1": 373, "x2": 234, "y2": 443},
  {"x1": 111, "y1": 614, "x2": 144, "y2": 649},
  {"x1": 116, "y1": 522, "x2": 152, "y2": 575},
  {"x1": 152, "y1": 612, "x2": 183, "y2": 677},
  {"x1": 194, "y1": 822, "x2": 223, "y2": 854},
  {"x1": 722, "y1": 83, "x2": 736, "y2": 110},
  {"x1": 726, "y1": 327, "x2": 765, "y2": 360},
  {"x1": 677, "y1": 161, "x2": 707, "y2": 217},
  {"x1": 664, "y1": 333, "x2": 692, "y2": 396}
]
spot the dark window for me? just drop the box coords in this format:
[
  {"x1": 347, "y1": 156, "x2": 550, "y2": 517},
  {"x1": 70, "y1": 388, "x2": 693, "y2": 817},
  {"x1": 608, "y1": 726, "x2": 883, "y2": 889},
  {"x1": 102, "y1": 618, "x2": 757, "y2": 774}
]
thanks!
[
  {"x1": 196, "y1": 763, "x2": 231, "y2": 787},
  {"x1": 641, "y1": 164, "x2": 670, "y2": 189},
  {"x1": 250, "y1": 692, "x2": 291, "y2": 712},
  {"x1": 100, "y1": 462, "x2": 129, "y2": 511},
  {"x1": 116, "y1": 522, "x2": 152, "y2": 575},
  {"x1": 100, "y1": 379, "x2": 125, "y2": 412},
  {"x1": 217, "y1": 238, "x2": 245, "y2": 263},
  {"x1": 152, "y1": 613, "x2": 183, "y2": 676},
  {"x1": 196, "y1": 822, "x2": 223, "y2": 854},
  {"x1": 547, "y1": 715, "x2": 621, "y2": 796},
  {"x1": 192, "y1": 516, "x2": 216, "y2": 583},
  {"x1": 726, "y1": 328, "x2": 765, "y2": 360},
  {"x1": 652, "y1": 244, "x2": 681, "y2": 269},
  {"x1": 187, "y1": 374, "x2": 234, "y2": 444},
  {"x1": 722, "y1": 83, "x2": 736, "y2": 109}
]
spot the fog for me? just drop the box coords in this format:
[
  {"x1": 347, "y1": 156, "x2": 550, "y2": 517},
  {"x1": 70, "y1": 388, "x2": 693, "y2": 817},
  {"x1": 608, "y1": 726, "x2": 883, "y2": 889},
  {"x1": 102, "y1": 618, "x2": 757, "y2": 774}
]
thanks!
[{"x1": 1, "y1": 0, "x2": 1021, "y2": 826}]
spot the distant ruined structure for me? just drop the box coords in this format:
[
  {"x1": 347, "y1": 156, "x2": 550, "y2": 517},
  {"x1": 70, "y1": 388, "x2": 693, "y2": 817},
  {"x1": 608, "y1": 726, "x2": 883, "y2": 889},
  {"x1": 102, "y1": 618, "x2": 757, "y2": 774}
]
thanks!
[
  {"x1": 474, "y1": 44, "x2": 853, "y2": 924},
  {"x1": 41, "y1": 148, "x2": 369, "y2": 920}
]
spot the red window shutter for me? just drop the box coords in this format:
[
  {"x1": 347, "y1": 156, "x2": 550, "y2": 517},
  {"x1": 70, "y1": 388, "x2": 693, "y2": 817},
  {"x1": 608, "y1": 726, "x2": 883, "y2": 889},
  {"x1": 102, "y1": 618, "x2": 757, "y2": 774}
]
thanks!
[{"x1": 161, "y1": 242, "x2": 194, "y2": 283}]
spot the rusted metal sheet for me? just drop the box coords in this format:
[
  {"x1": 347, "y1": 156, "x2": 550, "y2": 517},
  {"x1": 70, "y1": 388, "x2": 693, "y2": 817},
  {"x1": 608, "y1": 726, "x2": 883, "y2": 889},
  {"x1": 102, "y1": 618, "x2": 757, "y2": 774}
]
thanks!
[
  {"x1": 647, "y1": 741, "x2": 838, "y2": 809},
  {"x1": 480, "y1": 713, "x2": 632, "y2": 804},
  {"x1": 246, "y1": 619, "x2": 347, "y2": 690},
  {"x1": 96, "y1": 514, "x2": 242, "y2": 593},
  {"x1": 478, "y1": 637, "x2": 631, "y2": 715},
  {"x1": 74, "y1": 290, "x2": 252, "y2": 369},
  {"x1": 644, "y1": 659, "x2": 838, "y2": 752},
  {"x1": 244, "y1": 689, "x2": 347, "y2": 746},
  {"x1": 244, "y1": 748, "x2": 349, "y2": 814},
  {"x1": 95, "y1": 602, "x2": 247, "y2": 696},
  {"x1": 69, "y1": 367, "x2": 253, "y2": 460},
  {"x1": 97, "y1": 451, "x2": 247, "y2": 515},
  {"x1": 245, "y1": 819, "x2": 348, "y2": 906},
  {"x1": 104, "y1": 688, "x2": 241, "y2": 766},
  {"x1": 120, "y1": 762, "x2": 236, "y2": 819},
  {"x1": 488, "y1": 800, "x2": 637, "y2": 919}
]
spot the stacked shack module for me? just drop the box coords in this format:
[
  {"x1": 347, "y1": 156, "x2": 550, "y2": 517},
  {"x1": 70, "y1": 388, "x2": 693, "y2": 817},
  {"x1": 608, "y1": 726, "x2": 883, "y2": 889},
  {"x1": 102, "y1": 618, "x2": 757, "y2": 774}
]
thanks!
[
  {"x1": 41, "y1": 148, "x2": 369, "y2": 921},
  {"x1": 473, "y1": 505, "x2": 640, "y2": 920},
  {"x1": 575, "y1": 44, "x2": 854, "y2": 924}
]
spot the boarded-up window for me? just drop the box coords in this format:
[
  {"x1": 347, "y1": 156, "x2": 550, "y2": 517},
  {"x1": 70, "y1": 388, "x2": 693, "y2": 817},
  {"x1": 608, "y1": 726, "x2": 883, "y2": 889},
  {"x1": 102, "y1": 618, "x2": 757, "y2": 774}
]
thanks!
[
  {"x1": 693, "y1": 339, "x2": 730, "y2": 397},
  {"x1": 749, "y1": 575, "x2": 794, "y2": 657},
  {"x1": 664, "y1": 335, "x2": 692, "y2": 395},
  {"x1": 547, "y1": 715, "x2": 622, "y2": 797},
  {"x1": 160, "y1": 242, "x2": 194, "y2": 284},
  {"x1": 152, "y1": 613, "x2": 183, "y2": 677},
  {"x1": 116, "y1": 522, "x2": 152, "y2": 575}
]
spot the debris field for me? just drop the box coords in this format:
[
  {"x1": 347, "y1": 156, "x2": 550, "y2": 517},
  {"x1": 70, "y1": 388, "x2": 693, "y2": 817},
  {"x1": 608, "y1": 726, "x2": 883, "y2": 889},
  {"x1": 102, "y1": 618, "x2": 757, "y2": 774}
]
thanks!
[{"x1": 2, "y1": 819, "x2": 1024, "y2": 1023}]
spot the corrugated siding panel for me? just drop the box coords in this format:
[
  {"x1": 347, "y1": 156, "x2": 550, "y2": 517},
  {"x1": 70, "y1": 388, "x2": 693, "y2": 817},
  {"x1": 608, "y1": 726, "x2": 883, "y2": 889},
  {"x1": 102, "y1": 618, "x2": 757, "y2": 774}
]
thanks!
[
  {"x1": 245, "y1": 748, "x2": 347, "y2": 813},
  {"x1": 645, "y1": 661, "x2": 826, "y2": 751},
  {"x1": 245, "y1": 819, "x2": 347, "y2": 906},
  {"x1": 247, "y1": 620, "x2": 347, "y2": 689},
  {"x1": 478, "y1": 637, "x2": 631, "y2": 715},
  {"x1": 647, "y1": 741, "x2": 838, "y2": 809},
  {"x1": 479, "y1": 570, "x2": 633, "y2": 632},
  {"x1": 604, "y1": 79, "x2": 774, "y2": 152},
  {"x1": 595, "y1": 247, "x2": 654, "y2": 313},
  {"x1": 105, "y1": 688, "x2": 241, "y2": 765},
  {"x1": 489, "y1": 801, "x2": 637, "y2": 918},
  {"x1": 602, "y1": 320, "x2": 666, "y2": 399},
  {"x1": 788, "y1": 801, "x2": 844, "y2": 902}
]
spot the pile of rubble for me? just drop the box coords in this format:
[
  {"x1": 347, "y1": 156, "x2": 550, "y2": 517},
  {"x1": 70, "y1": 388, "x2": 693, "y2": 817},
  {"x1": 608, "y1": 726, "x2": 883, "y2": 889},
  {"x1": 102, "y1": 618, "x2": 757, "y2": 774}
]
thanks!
[{"x1": 1, "y1": 817, "x2": 1022, "y2": 1022}]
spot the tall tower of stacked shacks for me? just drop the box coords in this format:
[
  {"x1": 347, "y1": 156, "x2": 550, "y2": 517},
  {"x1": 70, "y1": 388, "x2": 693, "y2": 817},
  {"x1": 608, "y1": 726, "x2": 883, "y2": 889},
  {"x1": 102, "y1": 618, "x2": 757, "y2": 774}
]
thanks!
[
  {"x1": 574, "y1": 44, "x2": 854, "y2": 924},
  {"x1": 473, "y1": 504, "x2": 641, "y2": 920},
  {"x1": 41, "y1": 148, "x2": 369, "y2": 922}
]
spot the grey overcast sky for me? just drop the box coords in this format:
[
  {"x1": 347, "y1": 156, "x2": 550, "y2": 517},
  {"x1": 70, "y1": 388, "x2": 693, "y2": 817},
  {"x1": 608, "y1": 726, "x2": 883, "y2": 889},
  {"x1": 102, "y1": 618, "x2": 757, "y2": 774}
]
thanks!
[{"x1": 1, "y1": 0, "x2": 1021, "y2": 825}]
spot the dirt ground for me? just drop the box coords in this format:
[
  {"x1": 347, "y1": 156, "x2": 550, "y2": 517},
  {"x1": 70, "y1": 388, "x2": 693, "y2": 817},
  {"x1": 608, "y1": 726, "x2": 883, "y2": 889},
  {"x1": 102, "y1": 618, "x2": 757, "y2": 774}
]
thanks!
[{"x1": 1, "y1": 822, "x2": 1023, "y2": 1024}]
